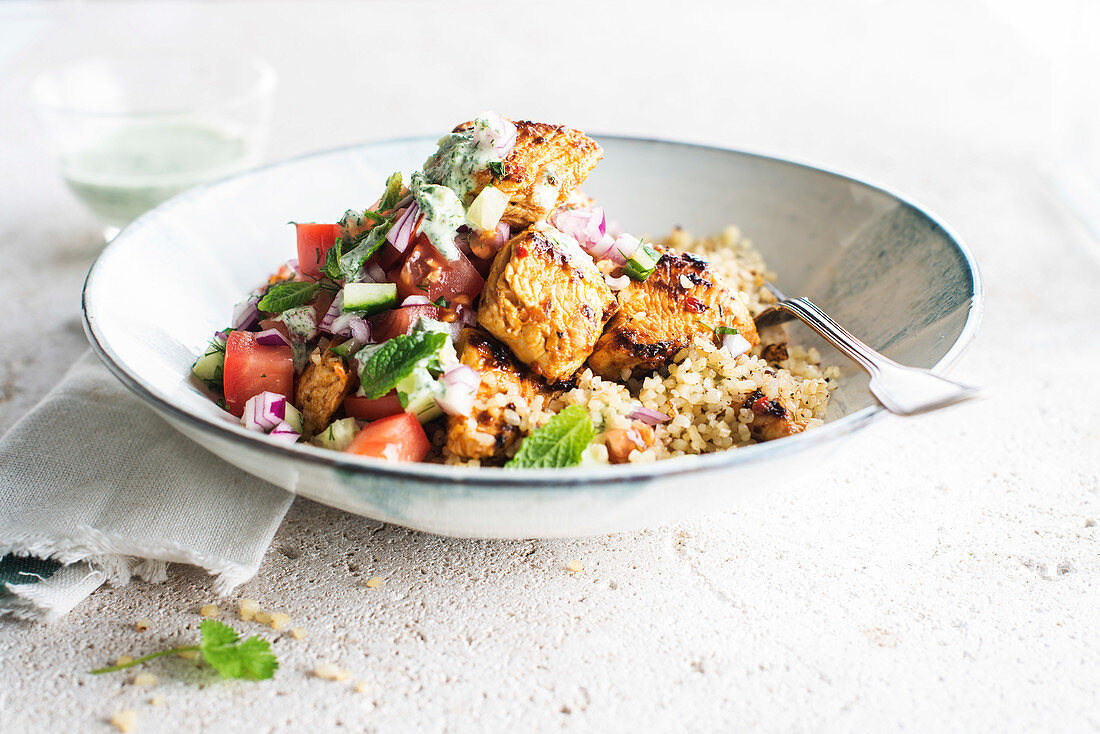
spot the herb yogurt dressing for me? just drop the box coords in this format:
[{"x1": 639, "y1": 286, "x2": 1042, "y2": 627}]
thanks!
[{"x1": 416, "y1": 111, "x2": 512, "y2": 260}]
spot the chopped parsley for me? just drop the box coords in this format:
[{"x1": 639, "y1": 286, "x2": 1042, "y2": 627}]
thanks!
[{"x1": 488, "y1": 161, "x2": 507, "y2": 180}]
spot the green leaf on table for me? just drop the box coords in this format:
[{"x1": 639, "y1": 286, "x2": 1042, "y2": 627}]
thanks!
[
  {"x1": 199, "y1": 619, "x2": 278, "y2": 681},
  {"x1": 258, "y1": 281, "x2": 321, "y2": 313},
  {"x1": 505, "y1": 405, "x2": 596, "y2": 469},
  {"x1": 358, "y1": 331, "x2": 447, "y2": 399}
]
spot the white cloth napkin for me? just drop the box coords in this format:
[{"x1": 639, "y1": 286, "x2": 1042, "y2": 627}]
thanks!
[{"x1": 0, "y1": 352, "x2": 293, "y2": 621}]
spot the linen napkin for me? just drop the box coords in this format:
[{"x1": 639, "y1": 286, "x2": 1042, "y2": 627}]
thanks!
[{"x1": 0, "y1": 352, "x2": 293, "y2": 621}]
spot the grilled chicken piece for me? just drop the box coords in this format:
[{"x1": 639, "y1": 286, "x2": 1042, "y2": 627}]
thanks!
[
  {"x1": 742, "y1": 388, "x2": 807, "y2": 441},
  {"x1": 477, "y1": 226, "x2": 616, "y2": 383},
  {"x1": 464, "y1": 120, "x2": 603, "y2": 228},
  {"x1": 446, "y1": 329, "x2": 547, "y2": 460},
  {"x1": 294, "y1": 350, "x2": 354, "y2": 434},
  {"x1": 587, "y1": 251, "x2": 760, "y2": 379}
]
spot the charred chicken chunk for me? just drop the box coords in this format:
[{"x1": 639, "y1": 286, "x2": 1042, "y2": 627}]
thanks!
[
  {"x1": 742, "y1": 388, "x2": 807, "y2": 441},
  {"x1": 446, "y1": 329, "x2": 547, "y2": 460},
  {"x1": 478, "y1": 226, "x2": 616, "y2": 383},
  {"x1": 587, "y1": 251, "x2": 760, "y2": 379},
  {"x1": 294, "y1": 350, "x2": 354, "y2": 434},
  {"x1": 460, "y1": 119, "x2": 603, "y2": 228}
]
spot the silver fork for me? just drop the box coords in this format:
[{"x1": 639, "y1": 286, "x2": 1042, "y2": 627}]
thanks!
[{"x1": 754, "y1": 282, "x2": 979, "y2": 416}]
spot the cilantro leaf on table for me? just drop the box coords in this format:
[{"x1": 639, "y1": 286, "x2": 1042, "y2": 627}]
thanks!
[
  {"x1": 90, "y1": 619, "x2": 277, "y2": 681},
  {"x1": 258, "y1": 281, "x2": 321, "y2": 313},
  {"x1": 358, "y1": 331, "x2": 447, "y2": 399},
  {"x1": 505, "y1": 405, "x2": 596, "y2": 469}
]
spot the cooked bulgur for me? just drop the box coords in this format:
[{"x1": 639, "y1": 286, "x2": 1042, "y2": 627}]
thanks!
[{"x1": 436, "y1": 226, "x2": 838, "y2": 465}]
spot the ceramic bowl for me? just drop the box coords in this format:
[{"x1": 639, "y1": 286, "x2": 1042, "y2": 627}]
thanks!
[{"x1": 82, "y1": 136, "x2": 982, "y2": 538}]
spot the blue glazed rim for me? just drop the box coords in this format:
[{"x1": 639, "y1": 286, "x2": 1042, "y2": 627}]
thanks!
[{"x1": 82, "y1": 134, "x2": 984, "y2": 490}]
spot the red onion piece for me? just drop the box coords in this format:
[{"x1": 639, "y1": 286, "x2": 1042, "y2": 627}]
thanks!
[
  {"x1": 402, "y1": 295, "x2": 431, "y2": 307},
  {"x1": 627, "y1": 405, "x2": 671, "y2": 425},
  {"x1": 436, "y1": 364, "x2": 481, "y2": 416},
  {"x1": 587, "y1": 234, "x2": 615, "y2": 260},
  {"x1": 319, "y1": 291, "x2": 344, "y2": 333},
  {"x1": 605, "y1": 273, "x2": 630, "y2": 290},
  {"x1": 268, "y1": 420, "x2": 301, "y2": 443},
  {"x1": 214, "y1": 328, "x2": 231, "y2": 344},
  {"x1": 386, "y1": 203, "x2": 421, "y2": 253},
  {"x1": 242, "y1": 391, "x2": 287, "y2": 432},
  {"x1": 453, "y1": 303, "x2": 477, "y2": 326},
  {"x1": 721, "y1": 332, "x2": 752, "y2": 358},
  {"x1": 231, "y1": 295, "x2": 261, "y2": 331},
  {"x1": 254, "y1": 328, "x2": 292, "y2": 348},
  {"x1": 472, "y1": 114, "x2": 518, "y2": 158},
  {"x1": 609, "y1": 234, "x2": 641, "y2": 266},
  {"x1": 553, "y1": 206, "x2": 605, "y2": 248},
  {"x1": 330, "y1": 312, "x2": 372, "y2": 342},
  {"x1": 365, "y1": 262, "x2": 387, "y2": 283},
  {"x1": 393, "y1": 194, "x2": 413, "y2": 210}
]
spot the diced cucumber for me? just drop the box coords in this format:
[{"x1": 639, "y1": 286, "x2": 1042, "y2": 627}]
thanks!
[
  {"x1": 283, "y1": 403, "x2": 304, "y2": 434},
  {"x1": 311, "y1": 417, "x2": 359, "y2": 451},
  {"x1": 191, "y1": 343, "x2": 225, "y2": 390},
  {"x1": 396, "y1": 368, "x2": 444, "y2": 424},
  {"x1": 341, "y1": 282, "x2": 397, "y2": 315},
  {"x1": 623, "y1": 243, "x2": 661, "y2": 282}
]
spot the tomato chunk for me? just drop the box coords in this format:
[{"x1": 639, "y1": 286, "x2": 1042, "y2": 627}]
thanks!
[
  {"x1": 344, "y1": 392, "x2": 404, "y2": 421},
  {"x1": 296, "y1": 223, "x2": 340, "y2": 278},
  {"x1": 345, "y1": 412, "x2": 430, "y2": 462},
  {"x1": 222, "y1": 330, "x2": 294, "y2": 416},
  {"x1": 388, "y1": 239, "x2": 484, "y2": 303},
  {"x1": 370, "y1": 304, "x2": 445, "y2": 343}
]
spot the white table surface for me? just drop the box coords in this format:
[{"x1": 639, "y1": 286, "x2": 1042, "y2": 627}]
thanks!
[{"x1": 1, "y1": 2, "x2": 1098, "y2": 732}]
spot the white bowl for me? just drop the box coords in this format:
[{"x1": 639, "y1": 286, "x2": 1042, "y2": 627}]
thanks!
[{"x1": 82, "y1": 136, "x2": 982, "y2": 538}]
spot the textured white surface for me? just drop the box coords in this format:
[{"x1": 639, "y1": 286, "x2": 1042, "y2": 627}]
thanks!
[{"x1": 1, "y1": 1, "x2": 1098, "y2": 732}]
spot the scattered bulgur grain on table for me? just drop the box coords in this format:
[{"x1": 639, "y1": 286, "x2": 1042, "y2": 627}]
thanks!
[
  {"x1": 115, "y1": 654, "x2": 134, "y2": 667},
  {"x1": 149, "y1": 695, "x2": 164, "y2": 707},
  {"x1": 291, "y1": 627, "x2": 307, "y2": 640},
  {"x1": 567, "y1": 560, "x2": 584, "y2": 573},
  {"x1": 199, "y1": 604, "x2": 219, "y2": 618},
  {"x1": 239, "y1": 598, "x2": 259, "y2": 621},
  {"x1": 365, "y1": 576, "x2": 384, "y2": 588},
  {"x1": 176, "y1": 650, "x2": 199, "y2": 660},
  {"x1": 131, "y1": 672, "x2": 156, "y2": 687},
  {"x1": 109, "y1": 709, "x2": 138, "y2": 733},
  {"x1": 253, "y1": 610, "x2": 273, "y2": 625},
  {"x1": 134, "y1": 619, "x2": 151, "y2": 632},
  {"x1": 313, "y1": 664, "x2": 350, "y2": 681},
  {"x1": 355, "y1": 680, "x2": 370, "y2": 694},
  {"x1": 269, "y1": 613, "x2": 291, "y2": 631}
]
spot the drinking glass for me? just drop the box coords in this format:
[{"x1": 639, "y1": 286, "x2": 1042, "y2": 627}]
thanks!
[{"x1": 30, "y1": 51, "x2": 276, "y2": 240}]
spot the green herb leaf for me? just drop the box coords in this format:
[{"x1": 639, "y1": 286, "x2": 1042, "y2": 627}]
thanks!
[
  {"x1": 432, "y1": 297, "x2": 448, "y2": 307},
  {"x1": 505, "y1": 405, "x2": 596, "y2": 469},
  {"x1": 488, "y1": 161, "x2": 507, "y2": 180},
  {"x1": 89, "y1": 619, "x2": 276, "y2": 681},
  {"x1": 715, "y1": 325, "x2": 740, "y2": 336},
  {"x1": 321, "y1": 238, "x2": 344, "y2": 281},
  {"x1": 378, "y1": 172, "x2": 403, "y2": 212},
  {"x1": 258, "y1": 281, "x2": 321, "y2": 313},
  {"x1": 358, "y1": 331, "x2": 448, "y2": 399},
  {"x1": 199, "y1": 620, "x2": 278, "y2": 681},
  {"x1": 337, "y1": 221, "x2": 393, "y2": 282}
]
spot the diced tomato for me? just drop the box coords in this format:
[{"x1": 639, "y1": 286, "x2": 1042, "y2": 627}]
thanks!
[
  {"x1": 344, "y1": 412, "x2": 430, "y2": 462},
  {"x1": 343, "y1": 392, "x2": 404, "y2": 421},
  {"x1": 222, "y1": 330, "x2": 294, "y2": 417},
  {"x1": 296, "y1": 223, "x2": 340, "y2": 278},
  {"x1": 370, "y1": 304, "x2": 444, "y2": 342},
  {"x1": 388, "y1": 239, "x2": 485, "y2": 303}
]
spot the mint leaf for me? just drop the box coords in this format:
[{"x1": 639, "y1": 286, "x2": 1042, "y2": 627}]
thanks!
[
  {"x1": 359, "y1": 331, "x2": 447, "y2": 399},
  {"x1": 199, "y1": 619, "x2": 277, "y2": 681},
  {"x1": 321, "y1": 238, "x2": 344, "y2": 281},
  {"x1": 338, "y1": 222, "x2": 392, "y2": 282},
  {"x1": 506, "y1": 405, "x2": 596, "y2": 468},
  {"x1": 379, "y1": 172, "x2": 403, "y2": 212},
  {"x1": 258, "y1": 281, "x2": 321, "y2": 313}
]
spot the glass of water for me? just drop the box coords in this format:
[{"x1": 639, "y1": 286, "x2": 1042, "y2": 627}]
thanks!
[{"x1": 30, "y1": 51, "x2": 276, "y2": 240}]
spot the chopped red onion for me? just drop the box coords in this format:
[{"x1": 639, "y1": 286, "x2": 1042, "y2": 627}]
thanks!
[
  {"x1": 242, "y1": 391, "x2": 287, "y2": 432},
  {"x1": 393, "y1": 194, "x2": 413, "y2": 210},
  {"x1": 402, "y1": 295, "x2": 431, "y2": 307},
  {"x1": 268, "y1": 420, "x2": 301, "y2": 443},
  {"x1": 386, "y1": 203, "x2": 421, "y2": 253},
  {"x1": 721, "y1": 332, "x2": 752, "y2": 358},
  {"x1": 627, "y1": 405, "x2": 671, "y2": 425},
  {"x1": 453, "y1": 303, "x2": 477, "y2": 326},
  {"x1": 472, "y1": 113, "x2": 518, "y2": 158},
  {"x1": 605, "y1": 273, "x2": 630, "y2": 290},
  {"x1": 319, "y1": 291, "x2": 344, "y2": 333},
  {"x1": 330, "y1": 312, "x2": 372, "y2": 342},
  {"x1": 436, "y1": 364, "x2": 481, "y2": 416},
  {"x1": 365, "y1": 262, "x2": 388, "y2": 283},
  {"x1": 553, "y1": 206, "x2": 605, "y2": 247},
  {"x1": 254, "y1": 328, "x2": 292, "y2": 348},
  {"x1": 609, "y1": 234, "x2": 641, "y2": 266},
  {"x1": 587, "y1": 234, "x2": 615, "y2": 261},
  {"x1": 231, "y1": 294, "x2": 261, "y2": 331},
  {"x1": 214, "y1": 328, "x2": 231, "y2": 344}
]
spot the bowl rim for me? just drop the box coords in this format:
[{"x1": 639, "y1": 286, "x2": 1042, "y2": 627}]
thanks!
[{"x1": 81, "y1": 134, "x2": 984, "y2": 488}]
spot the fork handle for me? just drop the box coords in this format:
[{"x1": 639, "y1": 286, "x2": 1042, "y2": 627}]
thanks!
[{"x1": 768, "y1": 298, "x2": 979, "y2": 416}]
